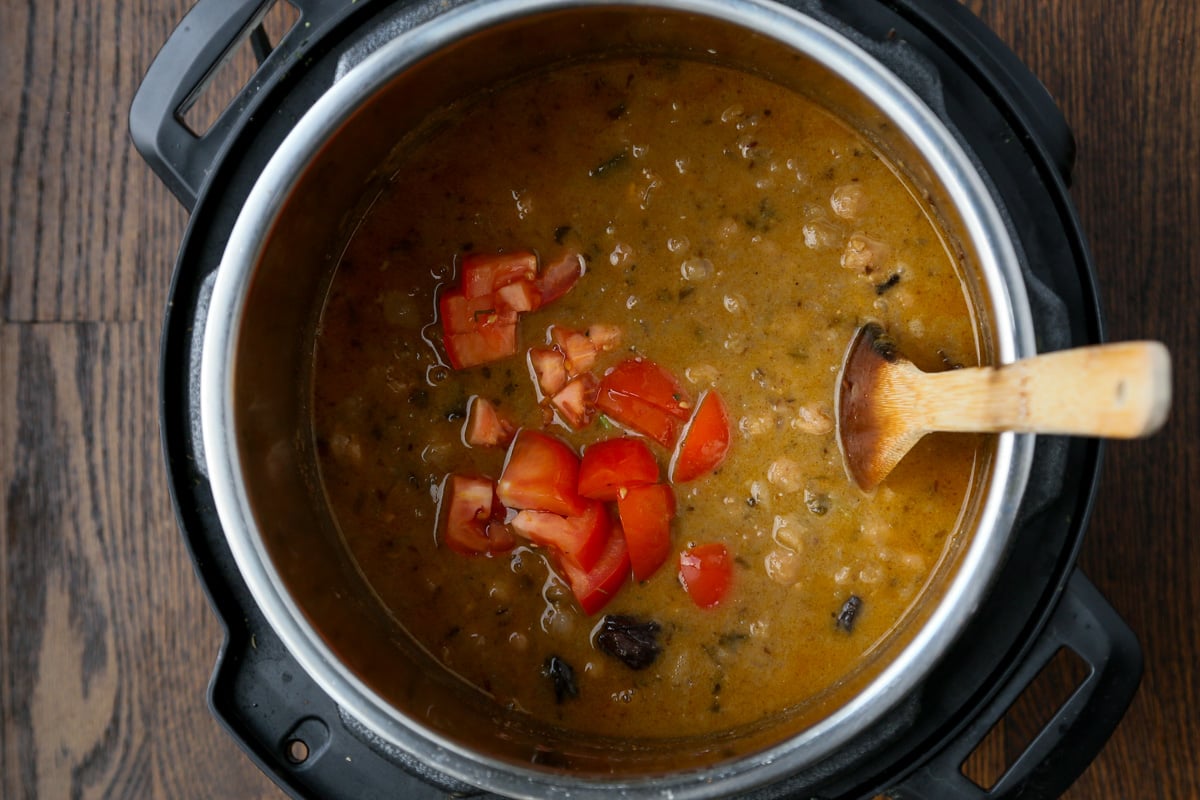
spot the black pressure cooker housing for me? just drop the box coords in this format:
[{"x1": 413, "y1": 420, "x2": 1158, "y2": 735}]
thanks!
[{"x1": 132, "y1": 0, "x2": 1140, "y2": 797}]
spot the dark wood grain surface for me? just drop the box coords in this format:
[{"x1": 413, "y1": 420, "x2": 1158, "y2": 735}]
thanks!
[{"x1": 2, "y1": 0, "x2": 1195, "y2": 797}]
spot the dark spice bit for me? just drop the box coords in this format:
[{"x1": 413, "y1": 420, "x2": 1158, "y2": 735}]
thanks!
[
  {"x1": 606, "y1": 102, "x2": 628, "y2": 120},
  {"x1": 553, "y1": 225, "x2": 572, "y2": 244},
  {"x1": 717, "y1": 632, "x2": 748, "y2": 649},
  {"x1": 595, "y1": 615, "x2": 662, "y2": 670},
  {"x1": 874, "y1": 272, "x2": 901, "y2": 295},
  {"x1": 444, "y1": 406, "x2": 466, "y2": 422},
  {"x1": 836, "y1": 595, "x2": 864, "y2": 633},
  {"x1": 407, "y1": 388, "x2": 430, "y2": 408},
  {"x1": 543, "y1": 655, "x2": 579, "y2": 703},
  {"x1": 865, "y1": 323, "x2": 899, "y2": 362},
  {"x1": 804, "y1": 490, "x2": 831, "y2": 516},
  {"x1": 589, "y1": 150, "x2": 628, "y2": 178}
]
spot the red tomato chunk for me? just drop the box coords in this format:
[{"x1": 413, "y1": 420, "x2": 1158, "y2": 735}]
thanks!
[
  {"x1": 537, "y1": 252, "x2": 586, "y2": 305},
  {"x1": 577, "y1": 437, "x2": 659, "y2": 501},
  {"x1": 461, "y1": 250, "x2": 538, "y2": 299},
  {"x1": 438, "y1": 475, "x2": 515, "y2": 556},
  {"x1": 595, "y1": 358, "x2": 692, "y2": 446},
  {"x1": 670, "y1": 390, "x2": 732, "y2": 483},
  {"x1": 439, "y1": 288, "x2": 519, "y2": 369},
  {"x1": 464, "y1": 396, "x2": 515, "y2": 448},
  {"x1": 511, "y1": 499, "x2": 609, "y2": 572},
  {"x1": 497, "y1": 430, "x2": 586, "y2": 516},
  {"x1": 550, "y1": 374, "x2": 599, "y2": 430},
  {"x1": 679, "y1": 542, "x2": 733, "y2": 608},
  {"x1": 440, "y1": 250, "x2": 586, "y2": 370},
  {"x1": 556, "y1": 525, "x2": 631, "y2": 615},
  {"x1": 528, "y1": 347, "x2": 569, "y2": 398},
  {"x1": 617, "y1": 483, "x2": 676, "y2": 581}
]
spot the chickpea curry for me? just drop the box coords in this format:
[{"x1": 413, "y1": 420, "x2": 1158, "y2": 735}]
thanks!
[{"x1": 311, "y1": 56, "x2": 982, "y2": 740}]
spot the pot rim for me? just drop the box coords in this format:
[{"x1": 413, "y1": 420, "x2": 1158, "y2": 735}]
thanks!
[{"x1": 201, "y1": 0, "x2": 1036, "y2": 796}]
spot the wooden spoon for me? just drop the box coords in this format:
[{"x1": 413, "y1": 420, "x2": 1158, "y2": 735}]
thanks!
[{"x1": 836, "y1": 323, "x2": 1172, "y2": 490}]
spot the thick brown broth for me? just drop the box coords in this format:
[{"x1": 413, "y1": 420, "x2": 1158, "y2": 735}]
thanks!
[{"x1": 312, "y1": 57, "x2": 982, "y2": 739}]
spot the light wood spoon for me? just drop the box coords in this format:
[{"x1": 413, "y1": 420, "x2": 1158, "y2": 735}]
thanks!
[{"x1": 836, "y1": 323, "x2": 1172, "y2": 490}]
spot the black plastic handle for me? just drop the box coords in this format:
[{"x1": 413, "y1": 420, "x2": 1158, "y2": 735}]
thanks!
[
  {"x1": 892, "y1": 569, "x2": 1143, "y2": 799},
  {"x1": 130, "y1": 0, "x2": 277, "y2": 210},
  {"x1": 129, "y1": 0, "x2": 364, "y2": 211}
]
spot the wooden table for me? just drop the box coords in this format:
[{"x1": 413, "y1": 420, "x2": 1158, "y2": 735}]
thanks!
[{"x1": 2, "y1": 1, "x2": 1196, "y2": 797}]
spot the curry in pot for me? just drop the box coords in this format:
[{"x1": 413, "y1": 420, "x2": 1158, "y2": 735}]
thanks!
[{"x1": 311, "y1": 56, "x2": 982, "y2": 739}]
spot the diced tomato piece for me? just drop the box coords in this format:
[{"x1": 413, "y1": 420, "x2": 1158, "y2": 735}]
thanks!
[
  {"x1": 461, "y1": 250, "x2": 538, "y2": 299},
  {"x1": 555, "y1": 524, "x2": 631, "y2": 615},
  {"x1": 538, "y1": 252, "x2": 586, "y2": 304},
  {"x1": 440, "y1": 288, "x2": 493, "y2": 335},
  {"x1": 438, "y1": 475, "x2": 515, "y2": 555},
  {"x1": 511, "y1": 499, "x2": 609, "y2": 572},
  {"x1": 599, "y1": 358, "x2": 692, "y2": 420},
  {"x1": 528, "y1": 346, "x2": 568, "y2": 398},
  {"x1": 584, "y1": 323, "x2": 622, "y2": 352},
  {"x1": 497, "y1": 430, "x2": 586, "y2": 516},
  {"x1": 444, "y1": 325, "x2": 517, "y2": 370},
  {"x1": 617, "y1": 484, "x2": 675, "y2": 581},
  {"x1": 495, "y1": 278, "x2": 542, "y2": 313},
  {"x1": 463, "y1": 396, "x2": 515, "y2": 448},
  {"x1": 595, "y1": 388, "x2": 681, "y2": 447},
  {"x1": 440, "y1": 286, "x2": 519, "y2": 369},
  {"x1": 550, "y1": 326, "x2": 598, "y2": 375},
  {"x1": 577, "y1": 437, "x2": 659, "y2": 501},
  {"x1": 550, "y1": 374, "x2": 599, "y2": 430},
  {"x1": 678, "y1": 543, "x2": 733, "y2": 608},
  {"x1": 669, "y1": 390, "x2": 732, "y2": 483}
]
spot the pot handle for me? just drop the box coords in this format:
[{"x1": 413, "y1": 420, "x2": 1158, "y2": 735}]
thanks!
[
  {"x1": 129, "y1": 0, "x2": 356, "y2": 211},
  {"x1": 890, "y1": 569, "x2": 1142, "y2": 799}
]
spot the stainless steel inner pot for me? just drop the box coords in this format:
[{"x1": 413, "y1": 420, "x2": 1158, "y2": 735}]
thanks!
[{"x1": 200, "y1": 0, "x2": 1037, "y2": 796}]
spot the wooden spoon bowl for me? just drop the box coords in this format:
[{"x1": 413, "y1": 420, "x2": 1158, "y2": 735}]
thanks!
[{"x1": 836, "y1": 323, "x2": 1172, "y2": 490}]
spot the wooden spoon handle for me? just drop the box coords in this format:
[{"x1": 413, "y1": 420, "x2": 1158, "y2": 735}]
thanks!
[{"x1": 916, "y1": 341, "x2": 1172, "y2": 437}]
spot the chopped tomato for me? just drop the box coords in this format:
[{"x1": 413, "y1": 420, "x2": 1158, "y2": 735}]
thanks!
[
  {"x1": 440, "y1": 288, "x2": 507, "y2": 334},
  {"x1": 494, "y1": 279, "x2": 542, "y2": 313},
  {"x1": 461, "y1": 250, "x2": 537, "y2": 299},
  {"x1": 584, "y1": 323, "x2": 622, "y2": 352},
  {"x1": 528, "y1": 347, "x2": 568, "y2": 398},
  {"x1": 437, "y1": 475, "x2": 515, "y2": 555},
  {"x1": 555, "y1": 524, "x2": 631, "y2": 615},
  {"x1": 463, "y1": 396, "x2": 515, "y2": 448},
  {"x1": 577, "y1": 437, "x2": 659, "y2": 501},
  {"x1": 511, "y1": 499, "x2": 609, "y2": 572},
  {"x1": 443, "y1": 326, "x2": 518, "y2": 370},
  {"x1": 617, "y1": 484, "x2": 675, "y2": 581},
  {"x1": 595, "y1": 358, "x2": 693, "y2": 444},
  {"x1": 550, "y1": 326, "x2": 598, "y2": 375},
  {"x1": 550, "y1": 374, "x2": 599, "y2": 430},
  {"x1": 599, "y1": 358, "x2": 692, "y2": 420},
  {"x1": 678, "y1": 543, "x2": 733, "y2": 608},
  {"x1": 595, "y1": 388, "x2": 681, "y2": 447},
  {"x1": 439, "y1": 287, "x2": 518, "y2": 369},
  {"x1": 538, "y1": 252, "x2": 586, "y2": 304},
  {"x1": 497, "y1": 430, "x2": 586, "y2": 516},
  {"x1": 669, "y1": 390, "x2": 732, "y2": 482}
]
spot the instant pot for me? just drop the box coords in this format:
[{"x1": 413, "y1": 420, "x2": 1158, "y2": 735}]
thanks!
[{"x1": 131, "y1": 0, "x2": 1141, "y2": 797}]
